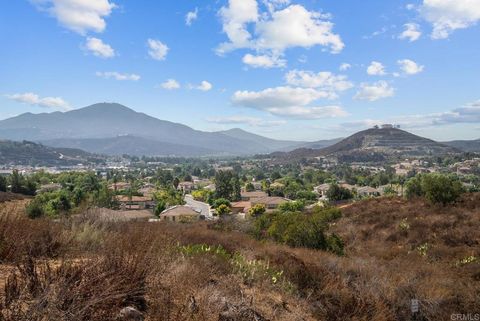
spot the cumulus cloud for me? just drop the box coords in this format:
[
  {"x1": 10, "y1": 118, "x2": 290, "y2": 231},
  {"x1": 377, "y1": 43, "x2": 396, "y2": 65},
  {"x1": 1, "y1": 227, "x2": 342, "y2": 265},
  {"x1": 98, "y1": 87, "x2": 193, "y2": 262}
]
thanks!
[
  {"x1": 159, "y1": 79, "x2": 181, "y2": 90},
  {"x1": 420, "y1": 0, "x2": 480, "y2": 39},
  {"x1": 217, "y1": 1, "x2": 344, "y2": 63},
  {"x1": 85, "y1": 37, "x2": 115, "y2": 58},
  {"x1": 32, "y1": 0, "x2": 116, "y2": 35},
  {"x1": 397, "y1": 59, "x2": 424, "y2": 75},
  {"x1": 96, "y1": 71, "x2": 140, "y2": 81},
  {"x1": 6, "y1": 92, "x2": 71, "y2": 110},
  {"x1": 231, "y1": 86, "x2": 348, "y2": 119},
  {"x1": 186, "y1": 7, "x2": 198, "y2": 26},
  {"x1": 339, "y1": 63, "x2": 351, "y2": 71},
  {"x1": 367, "y1": 61, "x2": 387, "y2": 76},
  {"x1": 147, "y1": 39, "x2": 169, "y2": 61},
  {"x1": 190, "y1": 81, "x2": 213, "y2": 91},
  {"x1": 399, "y1": 23, "x2": 422, "y2": 42},
  {"x1": 206, "y1": 115, "x2": 286, "y2": 127},
  {"x1": 285, "y1": 70, "x2": 353, "y2": 93},
  {"x1": 242, "y1": 53, "x2": 286, "y2": 68},
  {"x1": 339, "y1": 100, "x2": 480, "y2": 131},
  {"x1": 354, "y1": 81, "x2": 395, "y2": 101}
]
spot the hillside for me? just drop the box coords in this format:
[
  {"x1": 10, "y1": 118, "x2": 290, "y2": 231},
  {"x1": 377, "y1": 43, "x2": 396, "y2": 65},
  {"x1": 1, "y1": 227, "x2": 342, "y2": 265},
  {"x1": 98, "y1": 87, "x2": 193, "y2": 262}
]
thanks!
[
  {"x1": 41, "y1": 135, "x2": 216, "y2": 157},
  {"x1": 0, "y1": 103, "x2": 303, "y2": 157},
  {"x1": 0, "y1": 140, "x2": 104, "y2": 166},
  {"x1": 443, "y1": 139, "x2": 480, "y2": 152},
  {"x1": 1, "y1": 195, "x2": 479, "y2": 320},
  {"x1": 275, "y1": 127, "x2": 460, "y2": 162}
]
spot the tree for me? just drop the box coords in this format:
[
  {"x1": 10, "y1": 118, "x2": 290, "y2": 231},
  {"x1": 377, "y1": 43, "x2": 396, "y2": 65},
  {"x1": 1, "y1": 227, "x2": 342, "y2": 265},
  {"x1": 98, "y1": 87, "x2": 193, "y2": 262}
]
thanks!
[
  {"x1": 406, "y1": 173, "x2": 465, "y2": 206},
  {"x1": 154, "y1": 201, "x2": 166, "y2": 217},
  {"x1": 0, "y1": 176, "x2": 7, "y2": 192},
  {"x1": 248, "y1": 204, "x2": 266, "y2": 217},
  {"x1": 10, "y1": 170, "x2": 23, "y2": 194},
  {"x1": 326, "y1": 184, "x2": 353, "y2": 202},
  {"x1": 214, "y1": 171, "x2": 241, "y2": 201},
  {"x1": 421, "y1": 173, "x2": 464, "y2": 206},
  {"x1": 245, "y1": 182, "x2": 255, "y2": 192},
  {"x1": 216, "y1": 204, "x2": 231, "y2": 216}
]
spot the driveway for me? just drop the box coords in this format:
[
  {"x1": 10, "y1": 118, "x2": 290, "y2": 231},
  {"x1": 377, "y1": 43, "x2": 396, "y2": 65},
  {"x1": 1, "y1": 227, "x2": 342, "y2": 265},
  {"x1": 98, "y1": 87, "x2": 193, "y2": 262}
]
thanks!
[{"x1": 184, "y1": 194, "x2": 212, "y2": 219}]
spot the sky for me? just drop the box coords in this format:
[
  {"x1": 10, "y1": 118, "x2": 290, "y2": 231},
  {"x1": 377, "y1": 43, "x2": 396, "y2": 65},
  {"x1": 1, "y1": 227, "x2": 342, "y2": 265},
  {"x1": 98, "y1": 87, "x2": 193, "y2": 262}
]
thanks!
[{"x1": 1, "y1": 0, "x2": 480, "y2": 142}]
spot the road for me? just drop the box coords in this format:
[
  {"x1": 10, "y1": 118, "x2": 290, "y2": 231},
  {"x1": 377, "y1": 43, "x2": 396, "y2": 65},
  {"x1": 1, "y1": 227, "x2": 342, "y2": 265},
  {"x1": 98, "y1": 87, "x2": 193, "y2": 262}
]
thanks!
[{"x1": 184, "y1": 194, "x2": 212, "y2": 219}]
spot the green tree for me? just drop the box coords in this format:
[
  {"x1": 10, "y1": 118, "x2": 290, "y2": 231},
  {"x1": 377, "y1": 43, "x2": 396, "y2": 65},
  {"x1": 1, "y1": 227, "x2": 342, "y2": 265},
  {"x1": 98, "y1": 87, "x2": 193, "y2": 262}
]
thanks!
[
  {"x1": 154, "y1": 200, "x2": 166, "y2": 217},
  {"x1": 421, "y1": 173, "x2": 464, "y2": 205},
  {"x1": 245, "y1": 182, "x2": 255, "y2": 192},
  {"x1": 0, "y1": 176, "x2": 7, "y2": 192},
  {"x1": 326, "y1": 184, "x2": 353, "y2": 201},
  {"x1": 248, "y1": 204, "x2": 266, "y2": 217},
  {"x1": 216, "y1": 204, "x2": 231, "y2": 216}
]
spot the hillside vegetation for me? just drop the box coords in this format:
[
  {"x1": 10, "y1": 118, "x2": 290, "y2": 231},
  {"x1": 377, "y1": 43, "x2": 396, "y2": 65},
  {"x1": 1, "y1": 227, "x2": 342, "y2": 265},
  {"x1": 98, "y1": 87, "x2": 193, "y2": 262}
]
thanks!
[{"x1": 0, "y1": 193, "x2": 478, "y2": 320}]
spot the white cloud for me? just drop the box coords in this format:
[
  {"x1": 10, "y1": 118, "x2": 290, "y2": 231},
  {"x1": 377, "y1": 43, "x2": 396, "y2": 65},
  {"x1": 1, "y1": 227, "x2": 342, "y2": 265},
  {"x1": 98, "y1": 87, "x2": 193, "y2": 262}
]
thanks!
[
  {"x1": 6, "y1": 92, "x2": 71, "y2": 110},
  {"x1": 399, "y1": 23, "x2": 422, "y2": 42},
  {"x1": 420, "y1": 0, "x2": 480, "y2": 39},
  {"x1": 190, "y1": 81, "x2": 213, "y2": 91},
  {"x1": 339, "y1": 100, "x2": 480, "y2": 131},
  {"x1": 147, "y1": 39, "x2": 169, "y2": 61},
  {"x1": 242, "y1": 53, "x2": 286, "y2": 68},
  {"x1": 186, "y1": 7, "x2": 198, "y2": 26},
  {"x1": 207, "y1": 115, "x2": 286, "y2": 127},
  {"x1": 397, "y1": 59, "x2": 424, "y2": 75},
  {"x1": 231, "y1": 86, "x2": 348, "y2": 119},
  {"x1": 354, "y1": 81, "x2": 395, "y2": 101},
  {"x1": 217, "y1": 1, "x2": 344, "y2": 61},
  {"x1": 96, "y1": 71, "x2": 140, "y2": 81},
  {"x1": 339, "y1": 63, "x2": 351, "y2": 71},
  {"x1": 85, "y1": 37, "x2": 115, "y2": 58},
  {"x1": 367, "y1": 61, "x2": 386, "y2": 76},
  {"x1": 255, "y1": 5, "x2": 344, "y2": 54},
  {"x1": 32, "y1": 0, "x2": 116, "y2": 35},
  {"x1": 263, "y1": 0, "x2": 291, "y2": 13},
  {"x1": 217, "y1": 0, "x2": 259, "y2": 54},
  {"x1": 159, "y1": 79, "x2": 181, "y2": 90},
  {"x1": 285, "y1": 70, "x2": 353, "y2": 92}
]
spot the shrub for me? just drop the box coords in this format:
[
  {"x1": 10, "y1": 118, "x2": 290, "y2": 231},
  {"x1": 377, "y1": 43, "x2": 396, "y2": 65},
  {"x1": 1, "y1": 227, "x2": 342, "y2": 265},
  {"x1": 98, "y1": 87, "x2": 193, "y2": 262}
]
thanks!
[
  {"x1": 253, "y1": 208, "x2": 343, "y2": 254},
  {"x1": 248, "y1": 204, "x2": 266, "y2": 217},
  {"x1": 406, "y1": 173, "x2": 464, "y2": 205},
  {"x1": 326, "y1": 184, "x2": 353, "y2": 201}
]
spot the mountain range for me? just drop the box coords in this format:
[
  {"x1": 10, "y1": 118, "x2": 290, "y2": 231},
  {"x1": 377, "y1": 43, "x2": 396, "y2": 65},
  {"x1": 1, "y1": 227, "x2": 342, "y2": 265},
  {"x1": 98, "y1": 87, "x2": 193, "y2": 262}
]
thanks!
[
  {"x1": 0, "y1": 103, "x2": 478, "y2": 158},
  {"x1": 0, "y1": 103, "x2": 307, "y2": 156}
]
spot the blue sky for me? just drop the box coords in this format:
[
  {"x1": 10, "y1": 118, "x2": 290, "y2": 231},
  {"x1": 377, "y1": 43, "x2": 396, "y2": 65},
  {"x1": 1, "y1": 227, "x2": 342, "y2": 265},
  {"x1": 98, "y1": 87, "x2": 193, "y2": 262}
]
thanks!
[{"x1": 1, "y1": 0, "x2": 480, "y2": 141}]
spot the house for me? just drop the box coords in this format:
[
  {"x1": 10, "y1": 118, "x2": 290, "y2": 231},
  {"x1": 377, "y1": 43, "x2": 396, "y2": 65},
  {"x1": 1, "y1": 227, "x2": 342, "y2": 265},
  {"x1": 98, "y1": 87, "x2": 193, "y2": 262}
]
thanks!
[
  {"x1": 87, "y1": 208, "x2": 154, "y2": 222},
  {"x1": 356, "y1": 186, "x2": 380, "y2": 198},
  {"x1": 204, "y1": 183, "x2": 216, "y2": 192},
  {"x1": 314, "y1": 183, "x2": 331, "y2": 198},
  {"x1": 231, "y1": 201, "x2": 252, "y2": 214},
  {"x1": 139, "y1": 185, "x2": 155, "y2": 198},
  {"x1": 240, "y1": 191, "x2": 268, "y2": 201},
  {"x1": 160, "y1": 205, "x2": 201, "y2": 222},
  {"x1": 37, "y1": 183, "x2": 62, "y2": 194},
  {"x1": 117, "y1": 195, "x2": 155, "y2": 210},
  {"x1": 251, "y1": 196, "x2": 289, "y2": 211},
  {"x1": 108, "y1": 182, "x2": 131, "y2": 191},
  {"x1": 178, "y1": 181, "x2": 194, "y2": 194}
]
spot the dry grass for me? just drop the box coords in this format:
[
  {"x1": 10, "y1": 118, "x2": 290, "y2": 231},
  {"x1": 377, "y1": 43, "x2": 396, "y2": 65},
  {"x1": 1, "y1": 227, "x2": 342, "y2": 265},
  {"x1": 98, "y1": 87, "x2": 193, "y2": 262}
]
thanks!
[{"x1": 0, "y1": 195, "x2": 479, "y2": 320}]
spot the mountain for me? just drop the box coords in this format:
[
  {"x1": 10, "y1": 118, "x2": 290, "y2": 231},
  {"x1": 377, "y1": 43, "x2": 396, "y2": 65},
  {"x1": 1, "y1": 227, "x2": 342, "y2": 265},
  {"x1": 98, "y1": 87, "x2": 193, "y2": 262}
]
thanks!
[
  {"x1": 292, "y1": 138, "x2": 344, "y2": 150},
  {"x1": 274, "y1": 127, "x2": 460, "y2": 162},
  {"x1": 0, "y1": 103, "x2": 303, "y2": 157},
  {"x1": 41, "y1": 135, "x2": 215, "y2": 157},
  {"x1": 0, "y1": 140, "x2": 104, "y2": 166},
  {"x1": 443, "y1": 139, "x2": 480, "y2": 152},
  {"x1": 218, "y1": 128, "x2": 305, "y2": 151}
]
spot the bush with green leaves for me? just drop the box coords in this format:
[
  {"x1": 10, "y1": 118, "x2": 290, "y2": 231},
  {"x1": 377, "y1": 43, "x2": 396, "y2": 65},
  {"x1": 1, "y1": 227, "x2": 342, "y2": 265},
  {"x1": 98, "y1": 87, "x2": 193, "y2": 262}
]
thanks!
[
  {"x1": 253, "y1": 207, "x2": 344, "y2": 254},
  {"x1": 248, "y1": 204, "x2": 266, "y2": 217},
  {"x1": 326, "y1": 184, "x2": 353, "y2": 202},
  {"x1": 406, "y1": 173, "x2": 464, "y2": 205}
]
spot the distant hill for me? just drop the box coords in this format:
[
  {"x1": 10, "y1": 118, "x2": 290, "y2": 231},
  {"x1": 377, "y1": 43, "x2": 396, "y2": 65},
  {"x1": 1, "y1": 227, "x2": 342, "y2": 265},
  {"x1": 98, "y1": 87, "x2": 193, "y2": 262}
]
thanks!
[
  {"x1": 41, "y1": 135, "x2": 216, "y2": 157},
  {"x1": 0, "y1": 140, "x2": 104, "y2": 166},
  {"x1": 443, "y1": 139, "x2": 480, "y2": 153},
  {"x1": 274, "y1": 127, "x2": 460, "y2": 162},
  {"x1": 0, "y1": 103, "x2": 304, "y2": 157}
]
